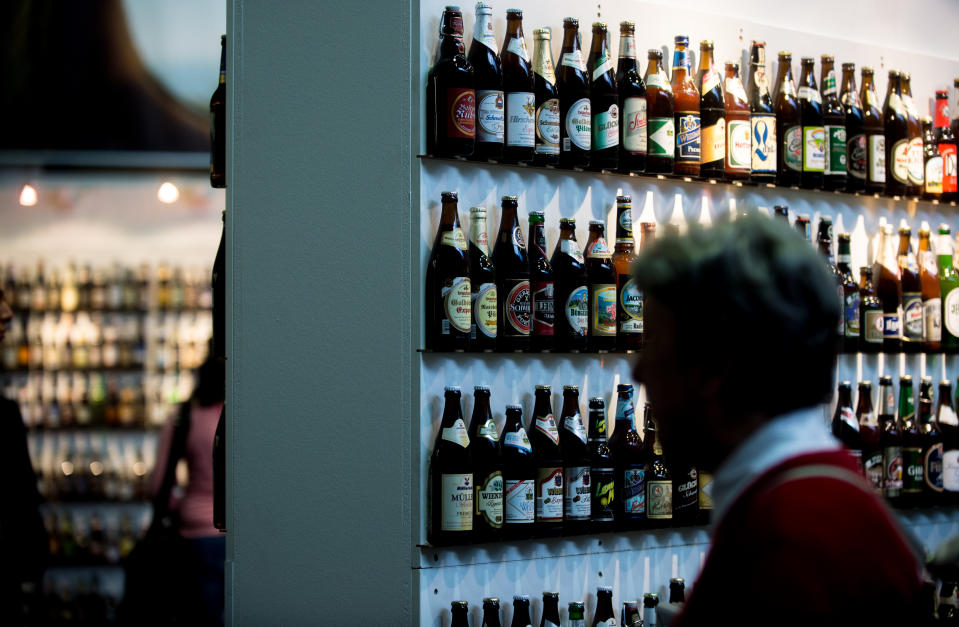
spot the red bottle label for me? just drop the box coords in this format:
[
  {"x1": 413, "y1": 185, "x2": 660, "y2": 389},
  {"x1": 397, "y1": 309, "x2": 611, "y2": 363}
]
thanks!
[
  {"x1": 935, "y1": 99, "x2": 951, "y2": 129},
  {"x1": 940, "y1": 143, "x2": 958, "y2": 193},
  {"x1": 447, "y1": 88, "x2": 476, "y2": 139}
]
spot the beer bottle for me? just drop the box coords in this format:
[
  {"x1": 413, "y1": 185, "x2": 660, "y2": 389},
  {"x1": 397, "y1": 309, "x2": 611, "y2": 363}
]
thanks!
[
  {"x1": 427, "y1": 7, "x2": 475, "y2": 158},
  {"x1": 837, "y1": 234, "x2": 860, "y2": 353},
  {"x1": 670, "y1": 411, "x2": 699, "y2": 526},
  {"x1": 452, "y1": 601, "x2": 470, "y2": 627},
  {"x1": 617, "y1": 21, "x2": 646, "y2": 173},
  {"x1": 470, "y1": 385, "x2": 503, "y2": 542},
  {"x1": 426, "y1": 192, "x2": 471, "y2": 351},
  {"x1": 919, "y1": 377, "x2": 943, "y2": 506},
  {"x1": 558, "y1": 18, "x2": 591, "y2": 169},
  {"x1": 551, "y1": 218, "x2": 589, "y2": 352},
  {"x1": 560, "y1": 385, "x2": 590, "y2": 535},
  {"x1": 585, "y1": 221, "x2": 617, "y2": 351},
  {"x1": 773, "y1": 204, "x2": 789, "y2": 222},
  {"x1": 645, "y1": 405, "x2": 672, "y2": 524},
  {"x1": 696, "y1": 41, "x2": 725, "y2": 179},
  {"x1": 815, "y1": 216, "x2": 844, "y2": 344},
  {"x1": 622, "y1": 601, "x2": 641, "y2": 627},
  {"x1": 938, "y1": 380, "x2": 959, "y2": 503},
  {"x1": 899, "y1": 375, "x2": 923, "y2": 505},
  {"x1": 483, "y1": 598, "x2": 503, "y2": 627},
  {"x1": 934, "y1": 89, "x2": 958, "y2": 202},
  {"x1": 797, "y1": 57, "x2": 825, "y2": 189},
  {"x1": 861, "y1": 67, "x2": 886, "y2": 194},
  {"x1": 612, "y1": 197, "x2": 641, "y2": 351},
  {"x1": 859, "y1": 266, "x2": 883, "y2": 353},
  {"x1": 723, "y1": 61, "x2": 751, "y2": 180},
  {"x1": 840, "y1": 62, "x2": 866, "y2": 192},
  {"x1": 874, "y1": 224, "x2": 902, "y2": 353},
  {"x1": 669, "y1": 578, "x2": 686, "y2": 603},
  {"x1": 568, "y1": 602, "x2": 586, "y2": 627},
  {"x1": 501, "y1": 9, "x2": 534, "y2": 164},
  {"x1": 429, "y1": 386, "x2": 473, "y2": 545},
  {"x1": 501, "y1": 403, "x2": 535, "y2": 539},
  {"x1": 532, "y1": 28, "x2": 560, "y2": 166},
  {"x1": 528, "y1": 211, "x2": 554, "y2": 352},
  {"x1": 541, "y1": 592, "x2": 560, "y2": 627},
  {"x1": 531, "y1": 385, "x2": 563, "y2": 535},
  {"x1": 902, "y1": 73, "x2": 924, "y2": 196},
  {"x1": 878, "y1": 375, "x2": 902, "y2": 503},
  {"x1": 858, "y1": 380, "x2": 883, "y2": 493},
  {"x1": 923, "y1": 116, "x2": 943, "y2": 201},
  {"x1": 940, "y1": 582, "x2": 959, "y2": 622},
  {"x1": 954, "y1": 78, "x2": 959, "y2": 145},
  {"x1": 794, "y1": 213, "x2": 810, "y2": 243},
  {"x1": 833, "y1": 381, "x2": 862, "y2": 470},
  {"x1": 587, "y1": 397, "x2": 615, "y2": 532},
  {"x1": 918, "y1": 225, "x2": 941, "y2": 352},
  {"x1": 883, "y1": 70, "x2": 909, "y2": 197},
  {"x1": 587, "y1": 22, "x2": 619, "y2": 171},
  {"x1": 609, "y1": 385, "x2": 645, "y2": 529},
  {"x1": 671, "y1": 36, "x2": 701, "y2": 176},
  {"x1": 470, "y1": 206, "x2": 498, "y2": 351},
  {"x1": 644, "y1": 49, "x2": 675, "y2": 174},
  {"x1": 210, "y1": 35, "x2": 226, "y2": 189},
  {"x1": 642, "y1": 594, "x2": 660, "y2": 627},
  {"x1": 746, "y1": 41, "x2": 776, "y2": 183},
  {"x1": 820, "y1": 55, "x2": 847, "y2": 190},
  {"x1": 511, "y1": 595, "x2": 533, "y2": 627},
  {"x1": 592, "y1": 587, "x2": 615, "y2": 627},
  {"x1": 774, "y1": 52, "x2": 801, "y2": 186},
  {"x1": 939, "y1": 224, "x2": 959, "y2": 353},
  {"x1": 898, "y1": 225, "x2": 922, "y2": 353},
  {"x1": 469, "y1": 2, "x2": 504, "y2": 161},
  {"x1": 493, "y1": 196, "x2": 531, "y2": 351}
]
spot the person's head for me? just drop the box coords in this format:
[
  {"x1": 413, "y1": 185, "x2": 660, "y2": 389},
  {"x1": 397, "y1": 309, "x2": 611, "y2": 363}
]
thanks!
[
  {"x1": 631, "y1": 214, "x2": 840, "y2": 470},
  {"x1": 0, "y1": 289, "x2": 12, "y2": 344}
]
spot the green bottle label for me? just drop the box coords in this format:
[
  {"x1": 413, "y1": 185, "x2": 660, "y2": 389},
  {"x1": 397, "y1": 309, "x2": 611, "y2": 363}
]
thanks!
[{"x1": 825, "y1": 125, "x2": 847, "y2": 175}]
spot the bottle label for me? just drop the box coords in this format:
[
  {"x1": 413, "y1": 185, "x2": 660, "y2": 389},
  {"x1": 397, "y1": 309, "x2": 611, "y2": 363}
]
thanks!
[
  {"x1": 784, "y1": 125, "x2": 802, "y2": 171},
  {"x1": 869, "y1": 134, "x2": 886, "y2": 183},
  {"x1": 565, "y1": 286, "x2": 589, "y2": 336},
  {"x1": 506, "y1": 36, "x2": 530, "y2": 63},
  {"x1": 566, "y1": 98, "x2": 592, "y2": 150},
  {"x1": 620, "y1": 35, "x2": 636, "y2": 60},
  {"x1": 504, "y1": 428, "x2": 532, "y2": 453},
  {"x1": 536, "y1": 467, "x2": 564, "y2": 521},
  {"x1": 618, "y1": 209, "x2": 632, "y2": 235},
  {"x1": 476, "y1": 90, "x2": 505, "y2": 143},
  {"x1": 892, "y1": 139, "x2": 910, "y2": 184},
  {"x1": 471, "y1": 223, "x2": 489, "y2": 256},
  {"x1": 802, "y1": 126, "x2": 826, "y2": 172},
  {"x1": 591, "y1": 467, "x2": 615, "y2": 521},
  {"x1": 565, "y1": 466, "x2": 591, "y2": 520},
  {"x1": 441, "y1": 227, "x2": 468, "y2": 250},
  {"x1": 882, "y1": 312, "x2": 900, "y2": 338},
  {"x1": 750, "y1": 114, "x2": 776, "y2": 173},
  {"x1": 586, "y1": 238, "x2": 612, "y2": 259},
  {"x1": 942, "y1": 449, "x2": 959, "y2": 492},
  {"x1": 441, "y1": 473, "x2": 474, "y2": 531},
  {"x1": 645, "y1": 71, "x2": 671, "y2": 92},
  {"x1": 924, "y1": 297, "x2": 942, "y2": 342},
  {"x1": 675, "y1": 468, "x2": 699, "y2": 513},
  {"x1": 727, "y1": 119, "x2": 751, "y2": 170},
  {"x1": 902, "y1": 447, "x2": 924, "y2": 494},
  {"x1": 725, "y1": 77, "x2": 747, "y2": 103},
  {"x1": 592, "y1": 53, "x2": 614, "y2": 81},
  {"x1": 564, "y1": 412, "x2": 587, "y2": 444},
  {"x1": 940, "y1": 143, "x2": 958, "y2": 193},
  {"x1": 840, "y1": 407, "x2": 858, "y2": 431},
  {"x1": 532, "y1": 281, "x2": 555, "y2": 336},
  {"x1": 442, "y1": 418, "x2": 471, "y2": 447},
  {"x1": 623, "y1": 467, "x2": 646, "y2": 514},
  {"x1": 864, "y1": 309, "x2": 883, "y2": 343},
  {"x1": 945, "y1": 289, "x2": 959, "y2": 338},
  {"x1": 941, "y1": 405, "x2": 959, "y2": 428},
  {"x1": 798, "y1": 85, "x2": 822, "y2": 104},
  {"x1": 908, "y1": 137, "x2": 924, "y2": 185},
  {"x1": 504, "y1": 478, "x2": 535, "y2": 523},
  {"x1": 926, "y1": 155, "x2": 944, "y2": 194},
  {"x1": 699, "y1": 471, "x2": 714, "y2": 510},
  {"x1": 646, "y1": 480, "x2": 672, "y2": 519},
  {"x1": 475, "y1": 471, "x2": 504, "y2": 528},
  {"x1": 511, "y1": 225, "x2": 526, "y2": 248},
  {"x1": 591, "y1": 285, "x2": 617, "y2": 336},
  {"x1": 535, "y1": 98, "x2": 561, "y2": 155},
  {"x1": 504, "y1": 280, "x2": 531, "y2": 336},
  {"x1": 701, "y1": 118, "x2": 726, "y2": 165},
  {"x1": 847, "y1": 133, "x2": 866, "y2": 180},
  {"x1": 648, "y1": 117, "x2": 675, "y2": 158},
  {"x1": 561, "y1": 50, "x2": 586, "y2": 72},
  {"x1": 676, "y1": 113, "x2": 701, "y2": 162},
  {"x1": 844, "y1": 291, "x2": 860, "y2": 338},
  {"x1": 506, "y1": 92, "x2": 536, "y2": 147},
  {"x1": 864, "y1": 452, "x2": 884, "y2": 493},
  {"x1": 536, "y1": 413, "x2": 560, "y2": 445},
  {"x1": 825, "y1": 125, "x2": 847, "y2": 175},
  {"x1": 534, "y1": 50, "x2": 556, "y2": 85},
  {"x1": 562, "y1": 238, "x2": 585, "y2": 263},
  {"x1": 823, "y1": 70, "x2": 837, "y2": 96},
  {"x1": 478, "y1": 417, "x2": 499, "y2": 442},
  {"x1": 442, "y1": 277, "x2": 472, "y2": 334},
  {"x1": 701, "y1": 70, "x2": 720, "y2": 95},
  {"x1": 925, "y1": 443, "x2": 944, "y2": 492},
  {"x1": 474, "y1": 16, "x2": 498, "y2": 52},
  {"x1": 902, "y1": 293, "x2": 923, "y2": 341},
  {"x1": 619, "y1": 277, "x2": 643, "y2": 333},
  {"x1": 473, "y1": 282, "x2": 498, "y2": 338},
  {"x1": 883, "y1": 446, "x2": 903, "y2": 492},
  {"x1": 622, "y1": 97, "x2": 647, "y2": 153},
  {"x1": 592, "y1": 104, "x2": 620, "y2": 150},
  {"x1": 446, "y1": 88, "x2": 476, "y2": 139}
]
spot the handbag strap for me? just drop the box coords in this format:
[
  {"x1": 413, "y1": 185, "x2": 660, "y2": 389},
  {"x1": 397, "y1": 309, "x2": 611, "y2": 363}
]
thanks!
[{"x1": 153, "y1": 402, "x2": 192, "y2": 519}]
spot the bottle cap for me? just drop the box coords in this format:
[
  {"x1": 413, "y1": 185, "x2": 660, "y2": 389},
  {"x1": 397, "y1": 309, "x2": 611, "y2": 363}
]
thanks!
[
  {"x1": 506, "y1": 403, "x2": 523, "y2": 410},
  {"x1": 534, "y1": 27, "x2": 551, "y2": 39},
  {"x1": 502, "y1": 195, "x2": 519, "y2": 203},
  {"x1": 441, "y1": 191, "x2": 458, "y2": 201},
  {"x1": 474, "y1": 384, "x2": 491, "y2": 392},
  {"x1": 597, "y1": 586, "x2": 613, "y2": 593},
  {"x1": 842, "y1": 62, "x2": 855, "y2": 70},
  {"x1": 445, "y1": 385, "x2": 462, "y2": 393},
  {"x1": 506, "y1": 8, "x2": 522, "y2": 15},
  {"x1": 452, "y1": 600, "x2": 468, "y2": 609},
  {"x1": 588, "y1": 219, "x2": 604, "y2": 226},
  {"x1": 778, "y1": 51, "x2": 791, "y2": 58},
  {"x1": 483, "y1": 597, "x2": 500, "y2": 605},
  {"x1": 801, "y1": 56, "x2": 814, "y2": 64},
  {"x1": 529, "y1": 210, "x2": 545, "y2": 218},
  {"x1": 560, "y1": 217, "x2": 576, "y2": 226},
  {"x1": 617, "y1": 195, "x2": 632, "y2": 204},
  {"x1": 821, "y1": 54, "x2": 834, "y2": 62},
  {"x1": 513, "y1": 594, "x2": 530, "y2": 602},
  {"x1": 674, "y1": 35, "x2": 689, "y2": 45},
  {"x1": 648, "y1": 49, "x2": 662, "y2": 58},
  {"x1": 470, "y1": 206, "x2": 487, "y2": 215},
  {"x1": 474, "y1": 2, "x2": 492, "y2": 14},
  {"x1": 563, "y1": 17, "x2": 578, "y2": 26},
  {"x1": 535, "y1": 384, "x2": 552, "y2": 391},
  {"x1": 563, "y1": 385, "x2": 580, "y2": 392}
]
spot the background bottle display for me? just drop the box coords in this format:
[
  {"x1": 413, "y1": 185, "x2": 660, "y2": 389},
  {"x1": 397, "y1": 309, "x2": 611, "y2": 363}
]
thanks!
[
  {"x1": 470, "y1": 386, "x2": 503, "y2": 542},
  {"x1": 584, "y1": 221, "x2": 617, "y2": 351},
  {"x1": 608, "y1": 385, "x2": 644, "y2": 529},
  {"x1": 210, "y1": 35, "x2": 226, "y2": 189},
  {"x1": 939, "y1": 225, "x2": 959, "y2": 353},
  {"x1": 669, "y1": 578, "x2": 686, "y2": 603},
  {"x1": 622, "y1": 601, "x2": 640, "y2": 627},
  {"x1": 746, "y1": 41, "x2": 776, "y2": 183},
  {"x1": 934, "y1": 90, "x2": 958, "y2": 202},
  {"x1": 645, "y1": 405, "x2": 672, "y2": 524},
  {"x1": 671, "y1": 405, "x2": 699, "y2": 526},
  {"x1": 426, "y1": 192, "x2": 471, "y2": 351},
  {"x1": 899, "y1": 376, "x2": 923, "y2": 505},
  {"x1": 671, "y1": 36, "x2": 700, "y2": 176},
  {"x1": 923, "y1": 116, "x2": 943, "y2": 200},
  {"x1": 938, "y1": 381, "x2": 959, "y2": 503},
  {"x1": 568, "y1": 602, "x2": 586, "y2": 627},
  {"x1": 874, "y1": 224, "x2": 902, "y2": 353},
  {"x1": 697, "y1": 41, "x2": 725, "y2": 179},
  {"x1": 429, "y1": 386, "x2": 473, "y2": 545},
  {"x1": 858, "y1": 381, "x2": 883, "y2": 494},
  {"x1": 723, "y1": 61, "x2": 750, "y2": 180},
  {"x1": 816, "y1": 217, "x2": 843, "y2": 345},
  {"x1": 902, "y1": 73, "x2": 924, "y2": 197},
  {"x1": 501, "y1": 9, "x2": 534, "y2": 164},
  {"x1": 837, "y1": 233, "x2": 860, "y2": 353},
  {"x1": 832, "y1": 381, "x2": 862, "y2": 468},
  {"x1": 511, "y1": 595, "x2": 532, "y2": 627},
  {"x1": 878, "y1": 375, "x2": 902, "y2": 504},
  {"x1": 469, "y1": 206, "x2": 497, "y2": 351},
  {"x1": 859, "y1": 266, "x2": 882, "y2": 352},
  {"x1": 797, "y1": 57, "x2": 825, "y2": 189},
  {"x1": 558, "y1": 18, "x2": 591, "y2": 169},
  {"x1": 451, "y1": 601, "x2": 470, "y2": 627},
  {"x1": 483, "y1": 598, "x2": 503, "y2": 627},
  {"x1": 587, "y1": 22, "x2": 619, "y2": 171},
  {"x1": 617, "y1": 21, "x2": 646, "y2": 173},
  {"x1": 861, "y1": 67, "x2": 885, "y2": 194},
  {"x1": 840, "y1": 62, "x2": 866, "y2": 192},
  {"x1": 427, "y1": 7, "x2": 475, "y2": 158},
  {"x1": 560, "y1": 386, "x2": 590, "y2": 535},
  {"x1": 501, "y1": 404, "x2": 535, "y2": 540},
  {"x1": 820, "y1": 55, "x2": 847, "y2": 190},
  {"x1": 528, "y1": 211, "x2": 554, "y2": 352},
  {"x1": 493, "y1": 196, "x2": 531, "y2": 352},
  {"x1": 918, "y1": 225, "x2": 941, "y2": 352},
  {"x1": 884, "y1": 70, "x2": 909, "y2": 197},
  {"x1": 551, "y1": 218, "x2": 589, "y2": 351},
  {"x1": 592, "y1": 587, "x2": 615, "y2": 627},
  {"x1": 643, "y1": 594, "x2": 659, "y2": 626},
  {"x1": 612, "y1": 197, "x2": 641, "y2": 351},
  {"x1": 541, "y1": 592, "x2": 561, "y2": 627},
  {"x1": 587, "y1": 397, "x2": 615, "y2": 532},
  {"x1": 468, "y1": 2, "x2": 504, "y2": 162},
  {"x1": 918, "y1": 378, "x2": 943, "y2": 505},
  {"x1": 774, "y1": 52, "x2": 801, "y2": 186},
  {"x1": 532, "y1": 28, "x2": 560, "y2": 166},
  {"x1": 898, "y1": 226, "x2": 922, "y2": 352},
  {"x1": 531, "y1": 385, "x2": 563, "y2": 536},
  {"x1": 644, "y1": 49, "x2": 674, "y2": 174}
]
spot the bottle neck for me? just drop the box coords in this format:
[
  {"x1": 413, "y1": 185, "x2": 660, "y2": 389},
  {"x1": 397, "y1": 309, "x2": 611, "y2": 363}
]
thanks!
[
  {"x1": 470, "y1": 213, "x2": 489, "y2": 256},
  {"x1": 558, "y1": 226, "x2": 577, "y2": 242},
  {"x1": 529, "y1": 222, "x2": 548, "y2": 258},
  {"x1": 619, "y1": 31, "x2": 636, "y2": 60},
  {"x1": 500, "y1": 205, "x2": 518, "y2": 230},
  {"x1": 218, "y1": 42, "x2": 226, "y2": 83},
  {"x1": 587, "y1": 409, "x2": 607, "y2": 440},
  {"x1": 799, "y1": 65, "x2": 815, "y2": 88},
  {"x1": 472, "y1": 10, "x2": 496, "y2": 51},
  {"x1": 440, "y1": 201, "x2": 461, "y2": 229},
  {"x1": 533, "y1": 37, "x2": 555, "y2": 83},
  {"x1": 615, "y1": 204, "x2": 633, "y2": 243},
  {"x1": 821, "y1": 62, "x2": 836, "y2": 97},
  {"x1": 647, "y1": 57, "x2": 661, "y2": 75},
  {"x1": 776, "y1": 62, "x2": 794, "y2": 96},
  {"x1": 938, "y1": 233, "x2": 955, "y2": 260},
  {"x1": 698, "y1": 49, "x2": 714, "y2": 73},
  {"x1": 671, "y1": 45, "x2": 690, "y2": 80},
  {"x1": 614, "y1": 393, "x2": 634, "y2": 426},
  {"x1": 561, "y1": 27, "x2": 580, "y2": 53},
  {"x1": 442, "y1": 393, "x2": 463, "y2": 426}
]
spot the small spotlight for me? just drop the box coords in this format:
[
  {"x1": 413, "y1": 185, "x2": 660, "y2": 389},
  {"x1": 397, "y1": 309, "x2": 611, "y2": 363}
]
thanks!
[
  {"x1": 19, "y1": 184, "x2": 38, "y2": 206},
  {"x1": 158, "y1": 182, "x2": 180, "y2": 204}
]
